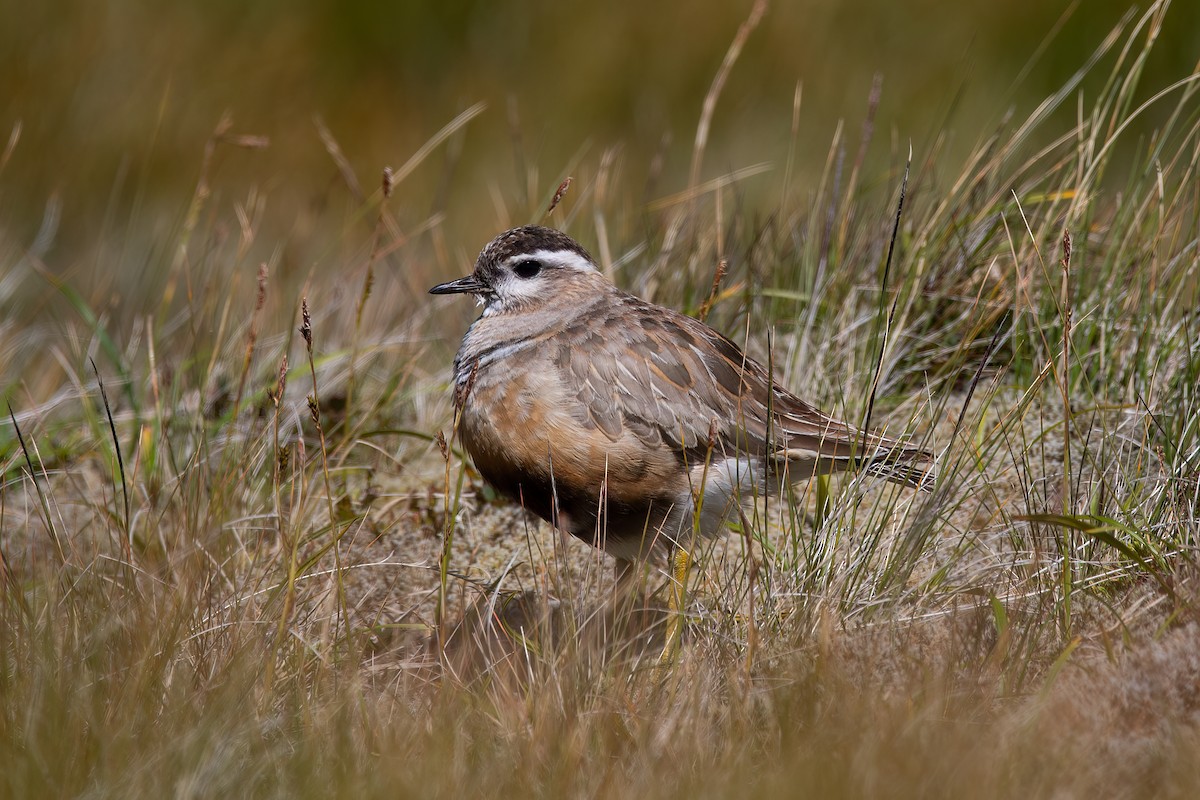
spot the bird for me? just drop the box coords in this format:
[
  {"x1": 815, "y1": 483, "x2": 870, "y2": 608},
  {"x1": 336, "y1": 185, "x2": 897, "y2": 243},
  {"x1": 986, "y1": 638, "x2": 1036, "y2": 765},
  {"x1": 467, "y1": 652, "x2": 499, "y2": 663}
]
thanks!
[{"x1": 430, "y1": 225, "x2": 935, "y2": 665}]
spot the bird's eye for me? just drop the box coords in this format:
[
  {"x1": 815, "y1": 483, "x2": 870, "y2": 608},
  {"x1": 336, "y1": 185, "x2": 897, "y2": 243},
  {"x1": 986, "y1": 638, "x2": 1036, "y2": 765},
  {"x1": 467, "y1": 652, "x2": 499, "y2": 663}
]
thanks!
[{"x1": 513, "y1": 260, "x2": 542, "y2": 279}]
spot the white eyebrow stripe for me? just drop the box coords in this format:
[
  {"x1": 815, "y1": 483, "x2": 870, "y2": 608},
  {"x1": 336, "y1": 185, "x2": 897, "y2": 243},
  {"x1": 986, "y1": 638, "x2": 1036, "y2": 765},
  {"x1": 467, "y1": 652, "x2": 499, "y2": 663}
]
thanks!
[{"x1": 505, "y1": 249, "x2": 597, "y2": 273}]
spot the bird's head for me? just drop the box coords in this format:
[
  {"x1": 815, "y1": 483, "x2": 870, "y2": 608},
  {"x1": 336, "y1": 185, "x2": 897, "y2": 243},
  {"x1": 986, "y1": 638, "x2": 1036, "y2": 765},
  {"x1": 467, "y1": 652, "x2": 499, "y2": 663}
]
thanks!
[{"x1": 429, "y1": 225, "x2": 602, "y2": 316}]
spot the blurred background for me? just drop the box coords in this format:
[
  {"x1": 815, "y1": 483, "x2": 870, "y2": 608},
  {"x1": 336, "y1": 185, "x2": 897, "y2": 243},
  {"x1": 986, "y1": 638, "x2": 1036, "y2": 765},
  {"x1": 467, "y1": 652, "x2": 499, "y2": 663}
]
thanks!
[{"x1": 2, "y1": 0, "x2": 1197, "y2": 260}]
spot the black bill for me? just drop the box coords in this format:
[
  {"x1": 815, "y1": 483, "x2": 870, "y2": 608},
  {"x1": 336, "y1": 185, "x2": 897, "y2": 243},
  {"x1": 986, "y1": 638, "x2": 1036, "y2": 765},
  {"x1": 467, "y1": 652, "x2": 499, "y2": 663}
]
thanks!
[{"x1": 428, "y1": 275, "x2": 485, "y2": 295}]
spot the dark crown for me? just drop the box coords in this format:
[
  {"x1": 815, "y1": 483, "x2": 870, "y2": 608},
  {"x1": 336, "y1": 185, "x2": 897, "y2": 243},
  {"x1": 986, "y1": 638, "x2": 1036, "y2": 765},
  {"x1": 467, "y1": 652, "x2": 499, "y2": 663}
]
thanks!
[{"x1": 476, "y1": 226, "x2": 595, "y2": 271}]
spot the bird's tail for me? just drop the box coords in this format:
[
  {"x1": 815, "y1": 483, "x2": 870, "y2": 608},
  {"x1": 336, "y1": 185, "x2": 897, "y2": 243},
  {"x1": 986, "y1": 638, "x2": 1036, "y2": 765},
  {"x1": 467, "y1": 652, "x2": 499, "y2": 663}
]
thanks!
[{"x1": 863, "y1": 446, "x2": 937, "y2": 491}]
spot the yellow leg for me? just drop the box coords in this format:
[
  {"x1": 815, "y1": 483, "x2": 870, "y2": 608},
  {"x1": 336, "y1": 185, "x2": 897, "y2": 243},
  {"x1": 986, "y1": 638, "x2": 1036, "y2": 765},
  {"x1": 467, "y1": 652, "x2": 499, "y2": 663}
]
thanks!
[{"x1": 657, "y1": 547, "x2": 692, "y2": 669}]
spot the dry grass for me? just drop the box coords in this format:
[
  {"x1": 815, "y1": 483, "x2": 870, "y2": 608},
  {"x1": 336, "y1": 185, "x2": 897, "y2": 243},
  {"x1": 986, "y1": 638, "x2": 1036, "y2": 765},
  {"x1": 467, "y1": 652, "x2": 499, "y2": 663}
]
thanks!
[{"x1": 3, "y1": 4, "x2": 1200, "y2": 797}]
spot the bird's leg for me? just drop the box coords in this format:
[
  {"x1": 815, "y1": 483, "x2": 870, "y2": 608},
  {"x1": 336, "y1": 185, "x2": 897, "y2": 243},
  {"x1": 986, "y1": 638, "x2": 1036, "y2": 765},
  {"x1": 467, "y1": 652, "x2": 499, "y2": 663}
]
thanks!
[
  {"x1": 612, "y1": 557, "x2": 641, "y2": 608},
  {"x1": 657, "y1": 546, "x2": 692, "y2": 668},
  {"x1": 607, "y1": 556, "x2": 653, "y2": 646},
  {"x1": 613, "y1": 557, "x2": 636, "y2": 590}
]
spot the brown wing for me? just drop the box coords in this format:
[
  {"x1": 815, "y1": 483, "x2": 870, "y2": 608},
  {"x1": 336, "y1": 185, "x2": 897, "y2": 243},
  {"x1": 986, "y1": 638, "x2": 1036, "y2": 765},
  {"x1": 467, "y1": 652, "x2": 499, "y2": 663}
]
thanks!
[
  {"x1": 559, "y1": 290, "x2": 933, "y2": 486},
  {"x1": 556, "y1": 293, "x2": 767, "y2": 462}
]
